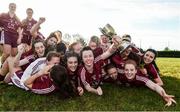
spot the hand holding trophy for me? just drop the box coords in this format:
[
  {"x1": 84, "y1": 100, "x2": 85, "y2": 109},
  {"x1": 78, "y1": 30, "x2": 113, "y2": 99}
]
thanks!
[{"x1": 99, "y1": 24, "x2": 132, "y2": 54}]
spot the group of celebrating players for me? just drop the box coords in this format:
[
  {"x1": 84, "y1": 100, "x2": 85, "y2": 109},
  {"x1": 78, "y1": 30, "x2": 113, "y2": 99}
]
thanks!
[{"x1": 0, "y1": 3, "x2": 176, "y2": 106}]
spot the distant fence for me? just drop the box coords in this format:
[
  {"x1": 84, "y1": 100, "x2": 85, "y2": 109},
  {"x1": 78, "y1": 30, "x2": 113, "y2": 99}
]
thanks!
[{"x1": 157, "y1": 51, "x2": 180, "y2": 58}]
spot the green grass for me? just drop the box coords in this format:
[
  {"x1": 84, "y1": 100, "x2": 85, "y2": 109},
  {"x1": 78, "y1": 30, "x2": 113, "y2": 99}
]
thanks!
[{"x1": 0, "y1": 58, "x2": 180, "y2": 111}]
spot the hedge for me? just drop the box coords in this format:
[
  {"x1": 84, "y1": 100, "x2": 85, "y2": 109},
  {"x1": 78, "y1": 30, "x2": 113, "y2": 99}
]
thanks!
[{"x1": 157, "y1": 51, "x2": 180, "y2": 58}]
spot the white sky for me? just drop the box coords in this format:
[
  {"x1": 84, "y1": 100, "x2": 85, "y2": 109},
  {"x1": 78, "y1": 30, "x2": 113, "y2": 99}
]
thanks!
[{"x1": 0, "y1": 0, "x2": 180, "y2": 50}]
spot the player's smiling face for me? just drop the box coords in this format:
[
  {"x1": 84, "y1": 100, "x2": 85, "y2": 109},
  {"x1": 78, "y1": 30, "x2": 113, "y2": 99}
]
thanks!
[
  {"x1": 124, "y1": 64, "x2": 137, "y2": 80},
  {"x1": 89, "y1": 41, "x2": 97, "y2": 50},
  {"x1": 107, "y1": 67, "x2": 118, "y2": 80},
  {"x1": 143, "y1": 51, "x2": 155, "y2": 64},
  {"x1": 9, "y1": 3, "x2": 16, "y2": 13},
  {"x1": 26, "y1": 9, "x2": 33, "y2": 18},
  {"x1": 47, "y1": 37, "x2": 58, "y2": 46},
  {"x1": 82, "y1": 50, "x2": 94, "y2": 66},
  {"x1": 34, "y1": 42, "x2": 45, "y2": 57},
  {"x1": 67, "y1": 56, "x2": 78, "y2": 72},
  {"x1": 121, "y1": 47, "x2": 132, "y2": 57}
]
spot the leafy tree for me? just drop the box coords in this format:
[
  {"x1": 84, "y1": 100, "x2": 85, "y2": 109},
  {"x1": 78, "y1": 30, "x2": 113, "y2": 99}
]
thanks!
[{"x1": 164, "y1": 47, "x2": 170, "y2": 51}]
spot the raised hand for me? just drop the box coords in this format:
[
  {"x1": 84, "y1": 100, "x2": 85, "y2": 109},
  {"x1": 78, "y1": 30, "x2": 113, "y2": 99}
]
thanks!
[
  {"x1": 38, "y1": 17, "x2": 46, "y2": 24},
  {"x1": 17, "y1": 44, "x2": 25, "y2": 54}
]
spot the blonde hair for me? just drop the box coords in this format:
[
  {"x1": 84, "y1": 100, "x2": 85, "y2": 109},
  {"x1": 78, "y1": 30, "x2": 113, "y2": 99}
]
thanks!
[{"x1": 89, "y1": 36, "x2": 101, "y2": 47}]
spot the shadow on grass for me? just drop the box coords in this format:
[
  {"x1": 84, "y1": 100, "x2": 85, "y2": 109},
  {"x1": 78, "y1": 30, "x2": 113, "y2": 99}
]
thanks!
[{"x1": 0, "y1": 76, "x2": 179, "y2": 111}]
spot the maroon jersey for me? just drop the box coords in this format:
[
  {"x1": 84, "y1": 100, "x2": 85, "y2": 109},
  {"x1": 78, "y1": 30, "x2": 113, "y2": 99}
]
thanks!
[
  {"x1": 144, "y1": 63, "x2": 160, "y2": 79},
  {"x1": 117, "y1": 71, "x2": 149, "y2": 86},
  {"x1": 102, "y1": 75, "x2": 116, "y2": 84},
  {"x1": 0, "y1": 13, "x2": 21, "y2": 35},
  {"x1": 20, "y1": 49, "x2": 36, "y2": 71},
  {"x1": 93, "y1": 47, "x2": 103, "y2": 58},
  {"x1": 36, "y1": 32, "x2": 45, "y2": 40},
  {"x1": 67, "y1": 68, "x2": 81, "y2": 93},
  {"x1": 31, "y1": 75, "x2": 56, "y2": 94},
  {"x1": 78, "y1": 56, "x2": 104, "y2": 87},
  {"x1": 21, "y1": 18, "x2": 37, "y2": 45},
  {"x1": 110, "y1": 53, "x2": 126, "y2": 74},
  {"x1": 131, "y1": 45, "x2": 141, "y2": 54},
  {"x1": 67, "y1": 69, "x2": 78, "y2": 86},
  {"x1": 22, "y1": 18, "x2": 37, "y2": 35}
]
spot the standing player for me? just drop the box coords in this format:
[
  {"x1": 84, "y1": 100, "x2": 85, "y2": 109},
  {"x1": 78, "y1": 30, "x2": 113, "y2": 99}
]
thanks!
[
  {"x1": 19, "y1": 8, "x2": 37, "y2": 47},
  {"x1": 0, "y1": 3, "x2": 22, "y2": 63}
]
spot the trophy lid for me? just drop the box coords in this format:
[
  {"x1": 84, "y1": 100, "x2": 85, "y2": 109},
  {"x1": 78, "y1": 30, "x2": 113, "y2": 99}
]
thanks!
[{"x1": 99, "y1": 24, "x2": 116, "y2": 37}]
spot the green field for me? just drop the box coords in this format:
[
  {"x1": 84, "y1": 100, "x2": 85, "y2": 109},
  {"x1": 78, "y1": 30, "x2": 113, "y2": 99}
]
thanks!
[{"x1": 0, "y1": 58, "x2": 180, "y2": 111}]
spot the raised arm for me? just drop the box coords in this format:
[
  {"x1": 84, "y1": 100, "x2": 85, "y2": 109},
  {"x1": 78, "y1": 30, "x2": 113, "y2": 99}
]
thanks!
[
  {"x1": 101, "y1": 35, "x2": 122, "y2": 60},
  {"x1": 14, "y1": 45, "x2": 34, "y2": 67},
  {"x1": 30, "y1": 17, "x2": 45, "y2": 38}
]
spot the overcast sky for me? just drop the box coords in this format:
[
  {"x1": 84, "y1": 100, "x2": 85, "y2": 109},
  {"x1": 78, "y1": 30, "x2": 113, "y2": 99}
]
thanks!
[{"x1": 1, "y1": 0, "x2": 180, "y2": 50}]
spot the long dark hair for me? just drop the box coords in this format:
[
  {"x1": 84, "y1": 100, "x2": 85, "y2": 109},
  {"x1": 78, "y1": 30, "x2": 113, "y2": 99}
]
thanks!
[
  {"x1": 145, "y1": 49, "x2": 159, "y2": 72},
  {"x1": 32, "y1": 39, "x2": 45, "y2": 57},
  {"x1": 44, "y1": 32, "x2": 58, "y2": 47},
  {"x1": 63, "y1": 51, "x2": 80, "y2": 67},
  {"x1": 50, "y1": 65, "x2": 75, "y2": 98}
]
